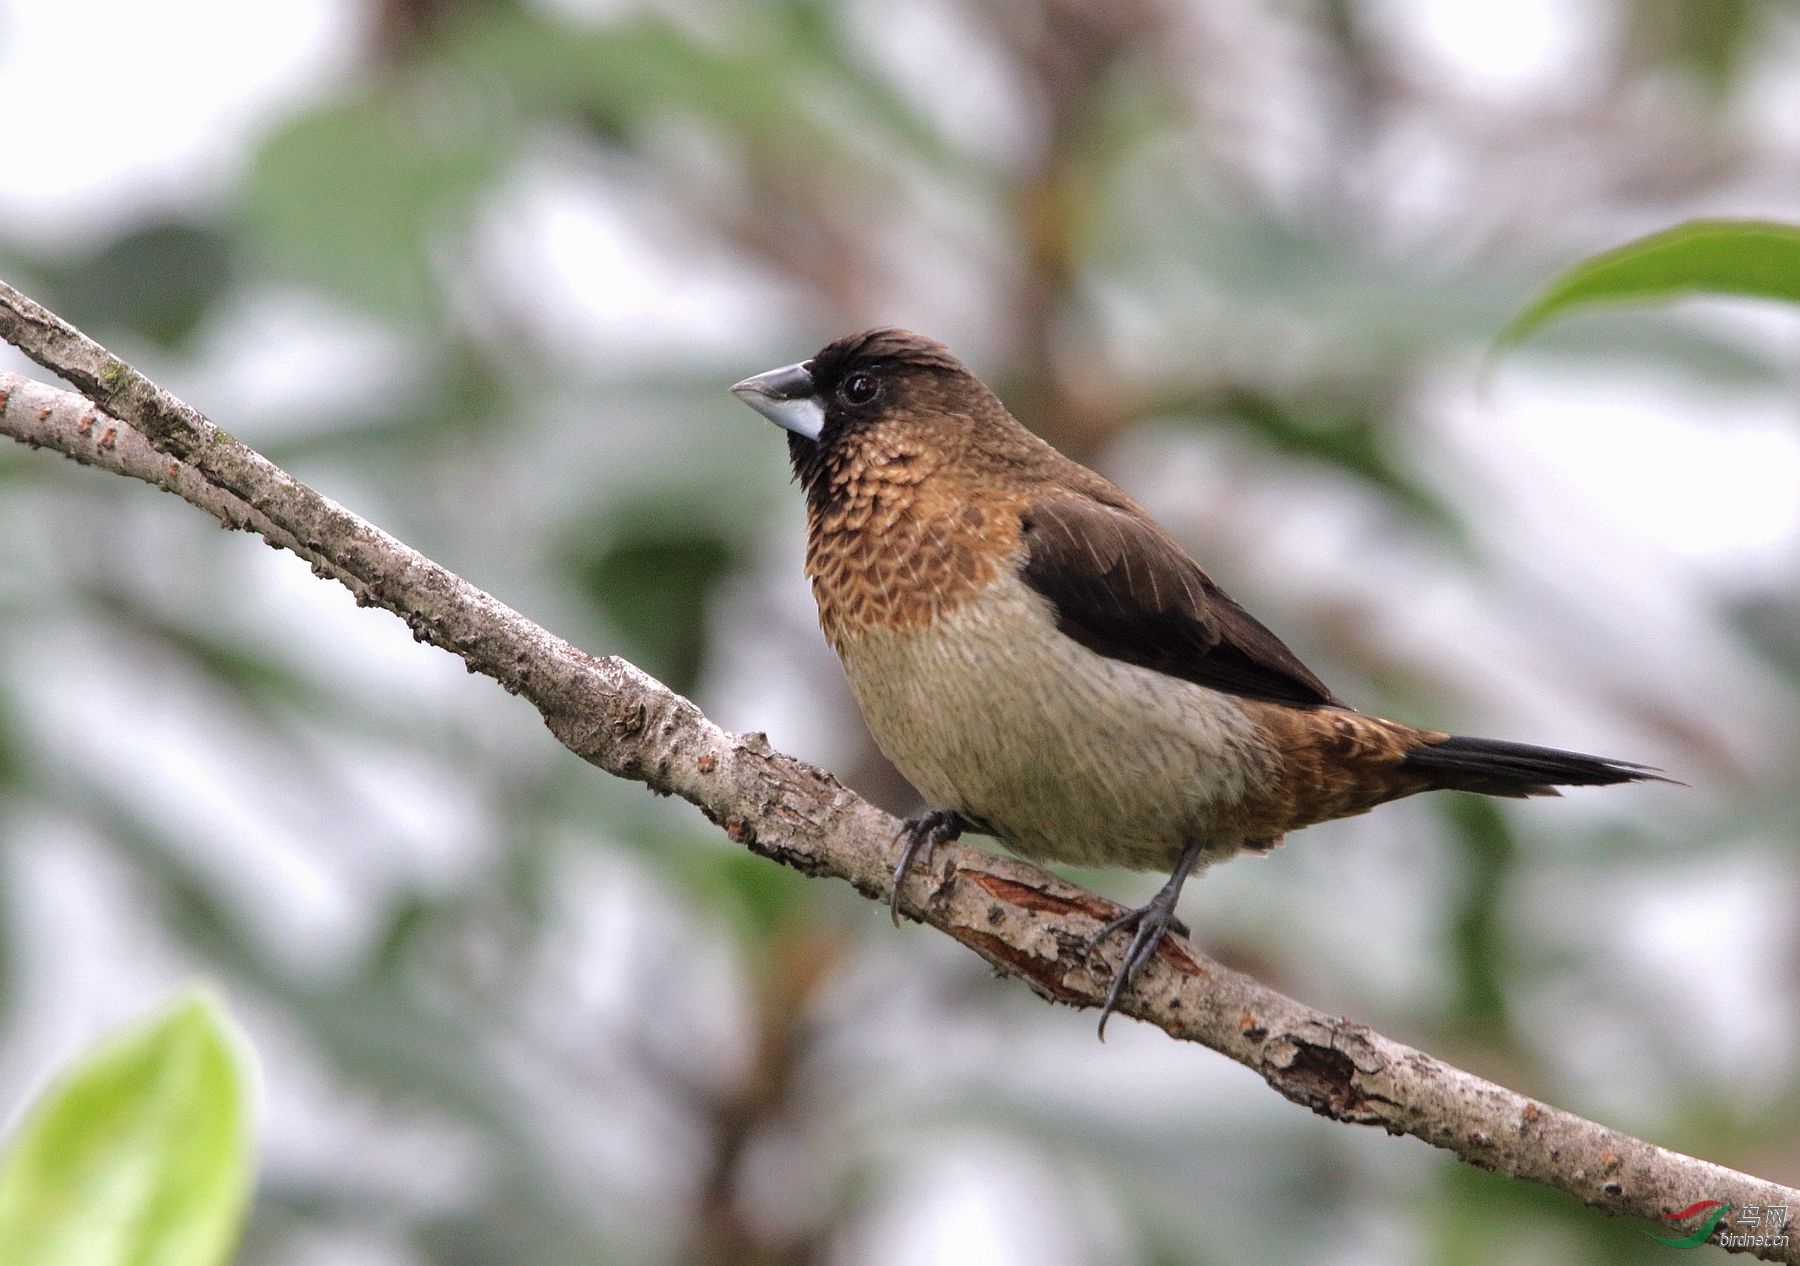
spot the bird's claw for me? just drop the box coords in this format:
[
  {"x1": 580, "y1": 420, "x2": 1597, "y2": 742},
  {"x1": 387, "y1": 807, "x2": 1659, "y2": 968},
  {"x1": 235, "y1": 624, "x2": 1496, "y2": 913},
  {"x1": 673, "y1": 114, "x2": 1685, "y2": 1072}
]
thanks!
[
  {"x1": 1087, "y1": 889, "x2": 1191, "y2": 1040},
  {"x1": 1087, "y1": 908, "x2": 1190, "y2": 950},
  {"x1": 890, "y1": 810, "x2": 963, "y2": 925}
]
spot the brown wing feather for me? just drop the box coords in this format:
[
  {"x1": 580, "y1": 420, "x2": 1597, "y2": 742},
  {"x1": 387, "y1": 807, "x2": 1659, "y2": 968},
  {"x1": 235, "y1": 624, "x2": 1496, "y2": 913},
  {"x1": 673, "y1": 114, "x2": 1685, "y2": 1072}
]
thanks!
[{"x1": 1019, "y1": 498, "x2": 1339, "y2": 707}]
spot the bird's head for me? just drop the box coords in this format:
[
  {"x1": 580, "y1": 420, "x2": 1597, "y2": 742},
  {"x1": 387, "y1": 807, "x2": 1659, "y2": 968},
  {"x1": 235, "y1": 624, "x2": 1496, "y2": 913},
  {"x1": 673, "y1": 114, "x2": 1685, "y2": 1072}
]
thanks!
[{"x1": 731, "y1": 328, "x2": 1019, "y2": 492}]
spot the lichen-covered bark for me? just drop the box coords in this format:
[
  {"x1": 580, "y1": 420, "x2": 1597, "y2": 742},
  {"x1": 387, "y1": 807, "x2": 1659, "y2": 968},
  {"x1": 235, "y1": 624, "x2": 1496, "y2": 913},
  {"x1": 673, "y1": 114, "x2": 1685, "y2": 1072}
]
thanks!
[{"x1": 3, "y1": 280, "x2": 1794, "y2": 1262}]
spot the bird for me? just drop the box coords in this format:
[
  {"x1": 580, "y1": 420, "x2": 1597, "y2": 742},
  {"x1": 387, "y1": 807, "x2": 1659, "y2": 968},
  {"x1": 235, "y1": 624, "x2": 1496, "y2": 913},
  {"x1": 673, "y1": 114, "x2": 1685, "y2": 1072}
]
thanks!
[{"x1": 730, "y1": 327, "x2": 1665, "y2": 1036}]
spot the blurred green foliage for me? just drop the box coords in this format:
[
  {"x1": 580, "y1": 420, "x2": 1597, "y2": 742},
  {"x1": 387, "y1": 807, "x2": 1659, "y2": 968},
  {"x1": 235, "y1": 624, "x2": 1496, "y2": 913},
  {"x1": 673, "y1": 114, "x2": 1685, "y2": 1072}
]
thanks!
[
  {"x1": 247, "y1": 91, "x2": 504, "y2": 324},
  {"x1": 38, "y1": 222, "x2": 234, "y2": 350},
  {"x1": 1, "y1": 1, "x2": 1797, "y2": 1265},
  {"x1": 563, "y1": 495, "x2": 742, "y2": 695}
]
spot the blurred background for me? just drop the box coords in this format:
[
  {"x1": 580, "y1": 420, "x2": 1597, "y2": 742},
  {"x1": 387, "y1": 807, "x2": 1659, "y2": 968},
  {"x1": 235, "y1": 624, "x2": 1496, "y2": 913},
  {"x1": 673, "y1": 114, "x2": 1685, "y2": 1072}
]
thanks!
[{"x1": 2, "y1": 0, "x2": 1798, "y2": 1262}]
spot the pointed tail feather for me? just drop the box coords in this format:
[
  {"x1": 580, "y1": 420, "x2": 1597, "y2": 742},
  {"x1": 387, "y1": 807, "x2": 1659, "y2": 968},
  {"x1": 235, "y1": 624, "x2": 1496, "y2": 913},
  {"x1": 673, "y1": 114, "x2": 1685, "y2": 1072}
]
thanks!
[{"x1": 1402, "y1": 734, "x2": 1671, "y2": 799}]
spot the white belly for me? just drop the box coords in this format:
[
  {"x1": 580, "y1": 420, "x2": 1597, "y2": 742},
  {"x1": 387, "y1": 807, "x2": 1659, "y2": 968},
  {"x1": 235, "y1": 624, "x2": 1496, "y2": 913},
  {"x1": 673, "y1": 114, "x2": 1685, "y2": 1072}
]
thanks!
[{"x1": 835, "y1": 572, "x2": 1278, "y2": 871}]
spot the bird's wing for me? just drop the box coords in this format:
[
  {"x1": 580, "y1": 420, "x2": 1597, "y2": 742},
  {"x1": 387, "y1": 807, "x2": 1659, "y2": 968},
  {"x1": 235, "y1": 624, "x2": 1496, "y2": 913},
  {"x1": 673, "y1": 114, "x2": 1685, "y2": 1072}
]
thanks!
[{"x1": 1018, "y1": 497, "x2": 1338, "y2": 707}]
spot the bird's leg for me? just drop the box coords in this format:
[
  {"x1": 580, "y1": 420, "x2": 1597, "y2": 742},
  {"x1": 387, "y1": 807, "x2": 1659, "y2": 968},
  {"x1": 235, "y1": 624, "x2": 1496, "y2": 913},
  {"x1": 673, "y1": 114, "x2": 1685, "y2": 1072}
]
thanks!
[
  {"x1": 890, "y1": 809, "x2": 966, "y2": 925},
  {"x1": 1087, "y1": 839, "x2": 1207, "y2": 1039}
]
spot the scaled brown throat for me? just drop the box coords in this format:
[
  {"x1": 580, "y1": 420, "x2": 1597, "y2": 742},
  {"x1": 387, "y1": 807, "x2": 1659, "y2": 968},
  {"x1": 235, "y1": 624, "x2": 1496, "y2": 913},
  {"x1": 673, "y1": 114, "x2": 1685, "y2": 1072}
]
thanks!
[{"x1": 732, "y1": 327, "x2": 1665, "y2": 1035}]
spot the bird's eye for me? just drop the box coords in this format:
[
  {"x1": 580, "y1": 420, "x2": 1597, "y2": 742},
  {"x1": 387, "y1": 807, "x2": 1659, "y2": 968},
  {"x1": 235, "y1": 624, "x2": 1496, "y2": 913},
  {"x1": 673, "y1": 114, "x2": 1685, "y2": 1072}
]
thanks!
[{"x1": 840, "y1": 372, "x2": 880, "y2": 406}]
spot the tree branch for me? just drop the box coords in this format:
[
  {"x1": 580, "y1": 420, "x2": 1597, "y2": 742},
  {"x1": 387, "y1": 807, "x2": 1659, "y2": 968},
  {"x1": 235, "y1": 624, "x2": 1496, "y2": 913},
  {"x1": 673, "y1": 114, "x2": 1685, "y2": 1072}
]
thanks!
[{"x1": 2, "y1": 280, "x2": 1793, "y2": 1262}]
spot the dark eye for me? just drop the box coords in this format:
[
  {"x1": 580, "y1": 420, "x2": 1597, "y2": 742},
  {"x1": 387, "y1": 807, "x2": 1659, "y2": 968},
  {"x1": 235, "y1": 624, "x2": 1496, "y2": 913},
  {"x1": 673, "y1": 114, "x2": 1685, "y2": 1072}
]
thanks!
[{"x1": 840, "y1": 372, "x2": 880, "y2": 406}]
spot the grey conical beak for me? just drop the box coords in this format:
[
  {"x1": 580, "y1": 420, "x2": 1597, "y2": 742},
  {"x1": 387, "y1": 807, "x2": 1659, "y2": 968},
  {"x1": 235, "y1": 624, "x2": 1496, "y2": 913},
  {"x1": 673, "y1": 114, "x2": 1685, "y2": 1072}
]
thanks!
[{"x1": 730, "y1": 360, "x2": 825, "y2": 440}]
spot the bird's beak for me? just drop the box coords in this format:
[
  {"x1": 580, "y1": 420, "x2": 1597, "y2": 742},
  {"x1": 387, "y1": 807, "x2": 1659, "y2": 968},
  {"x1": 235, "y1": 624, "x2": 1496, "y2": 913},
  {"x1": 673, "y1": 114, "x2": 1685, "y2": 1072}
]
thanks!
[{"x1": 730, "y1": 361, "x2": 825, "y2": 440}]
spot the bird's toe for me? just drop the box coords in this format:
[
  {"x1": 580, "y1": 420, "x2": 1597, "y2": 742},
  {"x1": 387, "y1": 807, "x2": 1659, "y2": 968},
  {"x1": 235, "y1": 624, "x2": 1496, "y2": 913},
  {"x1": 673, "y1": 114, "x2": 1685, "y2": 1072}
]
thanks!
[
  {"x1": 1091, "y1": 894, "x2": 1187, "y2": 1039},
  {"x1": 889, "y1": 809, "x2": 964, "y2": 926}
]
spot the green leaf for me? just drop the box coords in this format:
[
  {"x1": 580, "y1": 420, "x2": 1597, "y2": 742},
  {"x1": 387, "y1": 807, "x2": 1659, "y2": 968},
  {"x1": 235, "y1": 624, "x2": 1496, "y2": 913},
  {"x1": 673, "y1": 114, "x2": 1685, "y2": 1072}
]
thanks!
[
  {"x1": 1627, "y1": 0, "x2": 1758, "y2": 99},
  {"x1": 1207, "y1": 387, "x2": 1462, "y2": 535},
  {"x1": 443, "y1": 10, "x2": 961, "y2": 173},
  {"x1": 1498, "y1": 218, "x2": 1800, "y2": 350},
  {"x1": 684, "y1": 848, "x2": 817, "y2": 945},
  {"x1": 563, "y1": 496, "x2": 741, "y2": 695},
  {"x1": 447, "y1": 14, "x2": 828, "y2": 148},
  {"x1": 243, "y1": 89, "x2": 503, "y2": 322},
  {"x1": 0, "y1": 992, "x2": 254, "y2": 1266},
  {"x1": 38, "y1": 222, "x2": 234, "y2": 349},
  {"x1": 1437, "y1": 796, "x2": 1518, "y2": 1044}
]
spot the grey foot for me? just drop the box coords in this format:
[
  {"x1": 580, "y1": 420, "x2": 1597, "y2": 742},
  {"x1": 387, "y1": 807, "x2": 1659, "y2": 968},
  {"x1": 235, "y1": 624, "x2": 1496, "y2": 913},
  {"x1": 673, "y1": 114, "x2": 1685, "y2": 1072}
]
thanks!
[
  {"x1": 1086, "y1": 839, "x2": 1205, "y2": 1039},
  {"x1": 890, "y1": 809, "x2": 965, "y2": 925}
]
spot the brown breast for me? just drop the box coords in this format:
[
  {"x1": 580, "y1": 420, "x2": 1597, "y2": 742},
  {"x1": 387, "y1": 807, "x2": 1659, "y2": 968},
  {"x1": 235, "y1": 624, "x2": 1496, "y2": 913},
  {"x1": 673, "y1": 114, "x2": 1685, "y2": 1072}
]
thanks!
[{"x1": 803, "y1": 437, "x2": 1028, "y2": 650}]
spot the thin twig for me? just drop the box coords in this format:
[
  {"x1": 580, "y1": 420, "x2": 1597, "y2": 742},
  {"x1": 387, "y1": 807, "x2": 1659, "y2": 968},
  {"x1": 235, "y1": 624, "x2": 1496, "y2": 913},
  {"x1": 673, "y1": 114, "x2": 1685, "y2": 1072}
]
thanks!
[{"x1": 2, "y1": 280, "x2": 1794, "y2": 1262}]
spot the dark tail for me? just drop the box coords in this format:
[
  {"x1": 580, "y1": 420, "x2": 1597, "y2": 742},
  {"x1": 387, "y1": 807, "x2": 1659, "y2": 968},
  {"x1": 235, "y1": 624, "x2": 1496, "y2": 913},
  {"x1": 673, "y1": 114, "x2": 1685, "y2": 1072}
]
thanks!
[{"x1": 1402, "y1": 734, "x2": 1671, "y2": 799}]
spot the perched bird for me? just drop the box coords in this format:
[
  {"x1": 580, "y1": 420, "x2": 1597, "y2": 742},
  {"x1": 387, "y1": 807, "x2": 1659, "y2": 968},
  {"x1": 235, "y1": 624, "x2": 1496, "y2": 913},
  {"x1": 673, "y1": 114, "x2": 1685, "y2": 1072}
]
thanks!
[{"x1": 731, "y1": 328, "x2": 1663, "y2": 1034}]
